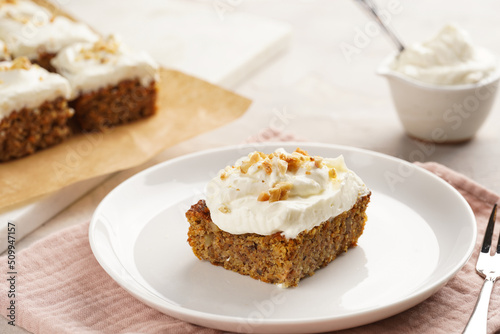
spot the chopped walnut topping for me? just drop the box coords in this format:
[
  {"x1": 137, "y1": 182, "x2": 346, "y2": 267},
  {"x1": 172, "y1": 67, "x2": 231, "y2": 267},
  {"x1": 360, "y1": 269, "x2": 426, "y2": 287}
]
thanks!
[
  {"x1": 295, "y1": 148, "x2": 308, "y2": 156},
  {"x1": 220, "y1": 171, "x2": 228, "y2": 180},
  {"x1": 261, "y1": 159, "x2": 273, "y2": 175},
  {"x1": 1, "y1": 57, "x2": 31, "y2": 71},
  {"x1": 268, "y1": 182, "x2": 293, "y2": 202},
  {"x1": 218, "y1": 205, "x2": 231, "y2": 214},
  {"x1": 240, "y1": 151, "x2": 263, "y2": 174},
  {"x1": 257, "y1": 151, "x2": 267, "y2": 159},
  {"x1": 277, "y1": 159, "x2": 287, "y2": 175},
  {"x1": 285, "y1": 155, "x2": 301, "y2": 173},
  {"x1": 76, "y1": 36, "x2": 120, "y2": 63},
  {"x1": 236, "y1": 148, "x2": 327, "y2": 177},
  {"x1": 313, "y1": 156, "x2": 323, "y2": 168},
  {"x1": 11, "y1": 57, "x2": 31, "y2": 70},
  {"x1": 257, "y1": 191, "x2": 270, "y2": 202},
  {"x1": 329, "y1": 168, "x2": 337, "y2": 179}
]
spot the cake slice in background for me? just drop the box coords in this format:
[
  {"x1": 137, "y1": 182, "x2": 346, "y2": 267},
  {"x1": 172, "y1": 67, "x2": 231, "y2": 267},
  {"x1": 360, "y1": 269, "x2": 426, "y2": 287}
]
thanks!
[
  {"x1": 186, "y1": 148, "x2": 371, "y2": 288},
  {"x1": 51, "y1": 35, "x2": 159, "y2": 132},
  {"x1": 0, "y1": 57, "x2": 73, "y2": 162},
  {"x1": 0, "y1": 0, "x2": 99, "y2": 71}
]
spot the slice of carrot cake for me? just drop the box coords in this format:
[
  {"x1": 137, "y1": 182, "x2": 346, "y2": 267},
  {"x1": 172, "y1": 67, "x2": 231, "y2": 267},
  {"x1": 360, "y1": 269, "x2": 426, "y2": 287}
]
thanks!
[
  {"x1": 0, "y1": 0, "x2": 99, "y2": 71},
  {"x1": 0, "y1": 57, "x2": 72, "y2": 162},
  {"x1": 186, "y1": 148, "x2": 371, "y2": 288},
  {"x1": 51, "y1": 35, "x2": 159, "y2": 132}
]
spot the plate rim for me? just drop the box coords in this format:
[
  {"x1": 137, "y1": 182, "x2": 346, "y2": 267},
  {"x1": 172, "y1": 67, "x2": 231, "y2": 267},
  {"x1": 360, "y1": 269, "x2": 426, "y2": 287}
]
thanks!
[{"x1": 89, "y1": 142, "x2": 477, "y2": 332}]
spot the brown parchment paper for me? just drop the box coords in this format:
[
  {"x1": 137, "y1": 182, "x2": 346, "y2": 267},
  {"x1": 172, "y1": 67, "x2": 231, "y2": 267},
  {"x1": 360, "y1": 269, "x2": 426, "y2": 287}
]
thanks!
[{"x1": 0, "y1": 68, "x2": 251, "y2": 209}]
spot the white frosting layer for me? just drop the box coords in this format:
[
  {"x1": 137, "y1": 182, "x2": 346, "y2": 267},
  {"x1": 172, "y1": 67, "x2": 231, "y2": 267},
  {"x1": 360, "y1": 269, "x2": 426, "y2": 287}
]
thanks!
[
  {"x1": 205, "y1": 148, "x2": 368, "y2": 239},
  {"x1": 51, "y1": 35, "x2": 159, "y2": 98},
  {"x1": 391, "y1": 24, "x2": 498, "y2": 85},
  {"x1": 0, "y1": 0, "x2": 99, "y2": 59},
  {"x1": 0, "y1": 59, "x2": 71, "y2": 119}
]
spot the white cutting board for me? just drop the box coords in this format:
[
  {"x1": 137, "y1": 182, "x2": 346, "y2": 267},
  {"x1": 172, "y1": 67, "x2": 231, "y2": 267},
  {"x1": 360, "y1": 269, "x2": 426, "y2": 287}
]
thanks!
[
  {"x1": 63, "y1": 0, "x2": 291, "y2": 89},
  {"x1": 0, "y1": 0, "x2": 291, "y2": 252}
]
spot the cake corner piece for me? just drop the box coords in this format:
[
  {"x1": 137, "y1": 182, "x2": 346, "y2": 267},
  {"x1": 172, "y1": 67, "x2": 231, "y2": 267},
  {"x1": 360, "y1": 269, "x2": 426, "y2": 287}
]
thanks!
[
  {"x1": 51, "y1": 35, "x2": 159, "y2": 132},
  {"x1": 0, "y1": 57, "x2": 73, "y2": 162},
  {"x1": 185, "y1": 148, "x2": 371, "y2": 288}
]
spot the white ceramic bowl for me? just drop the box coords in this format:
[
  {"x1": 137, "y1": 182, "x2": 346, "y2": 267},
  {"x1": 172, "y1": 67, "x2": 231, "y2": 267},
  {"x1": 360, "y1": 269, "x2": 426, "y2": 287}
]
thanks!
[{"x1": 378, "y1": 54, "x2": 500, "y2": 143}]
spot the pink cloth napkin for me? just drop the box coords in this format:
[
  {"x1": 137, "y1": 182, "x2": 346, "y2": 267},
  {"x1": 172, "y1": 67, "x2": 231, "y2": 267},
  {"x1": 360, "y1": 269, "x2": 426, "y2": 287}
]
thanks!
[{"x1": 1, "y1": 162, "x2": 499, "y2": 334}]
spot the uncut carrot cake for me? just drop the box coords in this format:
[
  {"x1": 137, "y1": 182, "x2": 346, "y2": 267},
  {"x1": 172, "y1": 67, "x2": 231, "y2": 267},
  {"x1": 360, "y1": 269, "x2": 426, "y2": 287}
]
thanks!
[
  {"x1": 51, "y1": 35, "x2": 159, "y2": 132},
  {"x1": 186, "y1": 148, "x2": 371, "y2": 288},
  {"x1": 0, "y1": 57, "x2": 72, "y2": 162},
  {"x1": 0, "y1": 0, "x2": 99, "y2": 71}
]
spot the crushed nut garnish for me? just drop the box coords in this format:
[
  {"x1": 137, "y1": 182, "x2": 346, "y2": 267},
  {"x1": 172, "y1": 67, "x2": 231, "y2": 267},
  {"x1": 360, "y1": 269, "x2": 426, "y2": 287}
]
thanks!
[
  {"x1": 257, "y1": 191, "x2": 270, "y2": 202},
  {"x1": 3, "y1": 57, "x2": 31, "y2": 71},
  {"x1": 240, "y1": 151, "x2": 262, "y2": 174},
  {"x1": 285, "y1": 155, "x2": 301, "y2": 173},
  {"x1": 236, "y1": 148, "x2": 328, "y2": 176},
  {"x1": 257, "y1": 151, "x2": 267, "y2": 159},
  {"x1": 261, "y1": 159, "x2": 273, "y2": 175},
  {"x1": 268, "y1": 182, "x2": 293, "y2": 202},
  {"x1": 295, "y1": 148, "x2": 308, "y2": 156},
  {"x1": 313, "y1": 156, "x2": 323, "y2": 168},
  {"x1": 76, "y1": 36, "x2": 120, "y2": 63},
  {"x1": 329, "y1": 168, "x2": 337, "y2": 179},
  {"x1": 277, "y1": 159, "x2": 287, "y2": 175},
  {"x1": 218, "y1": 205, "x2": 231, "y2": 214}
]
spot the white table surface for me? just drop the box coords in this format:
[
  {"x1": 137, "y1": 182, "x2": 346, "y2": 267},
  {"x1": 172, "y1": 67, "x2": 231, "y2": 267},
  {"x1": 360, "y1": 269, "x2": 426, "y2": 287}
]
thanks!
[{"x1": 3, "y1": 0, "x2": 500, "y2": 333}]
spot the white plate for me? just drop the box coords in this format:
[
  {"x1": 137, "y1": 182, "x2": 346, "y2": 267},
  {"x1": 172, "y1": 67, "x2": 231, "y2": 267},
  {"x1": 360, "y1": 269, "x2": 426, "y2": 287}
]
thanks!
[{"x1": 89, "y1": 143, "x2": 476, "y2": 333}]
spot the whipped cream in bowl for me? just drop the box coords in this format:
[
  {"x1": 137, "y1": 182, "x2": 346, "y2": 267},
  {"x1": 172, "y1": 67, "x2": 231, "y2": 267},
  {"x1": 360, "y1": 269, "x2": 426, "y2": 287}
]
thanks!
[
  {"x1": 205, "y1": 148, "x2": 369, "y2": 239},
  {"x1": 378, "y1": 24, "x2": 500, "y2": 143}
]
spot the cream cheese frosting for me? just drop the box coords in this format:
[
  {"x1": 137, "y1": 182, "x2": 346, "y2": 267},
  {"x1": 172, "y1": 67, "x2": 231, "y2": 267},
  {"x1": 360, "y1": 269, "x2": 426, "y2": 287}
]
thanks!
[
  {"x1": 0, "y1": 57, "x2": 71, "y2": 119},
  {"x1": 0, "y1": 0, "x2": 99, "y2": 59},
  {"x1": 51, "y1": 35, "x2": 159, "y2": 98},
  {"x1": 391, "y1": 24, "x2": 498, "y2": 85},
  {"x1": 205, "y1": 148, "x2": 369, "y2": 239}
]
